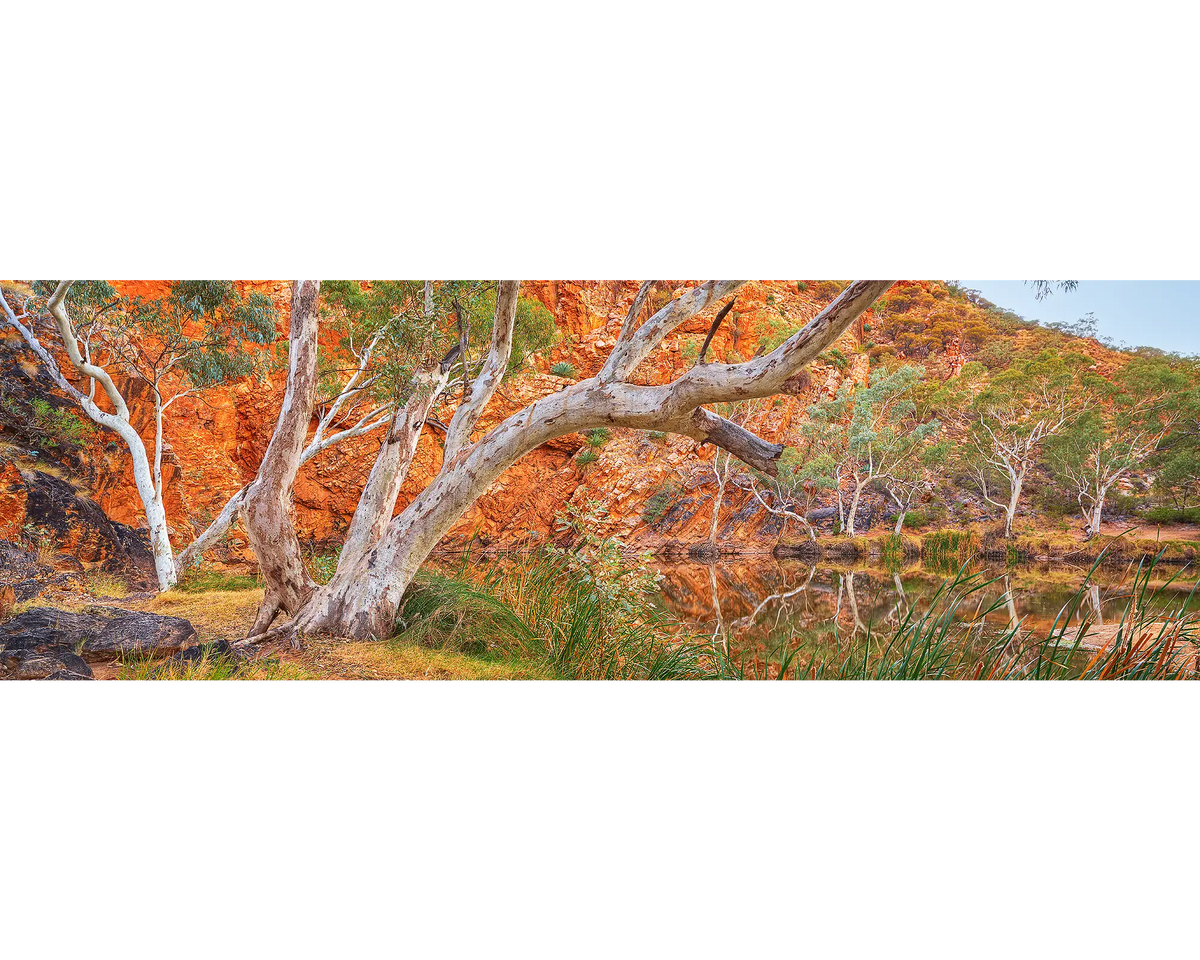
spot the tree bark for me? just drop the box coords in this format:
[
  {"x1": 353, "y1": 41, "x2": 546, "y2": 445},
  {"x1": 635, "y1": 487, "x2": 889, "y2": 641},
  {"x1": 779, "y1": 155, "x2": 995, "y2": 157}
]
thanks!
[
  {"x1": 243, "y1": 281, "x2": 322, "y2": 637},
  {"x1": 441, "y1": 281, "x2": 520, "y2": 464},
  {"x1": 337, "y1": 362, "x2": 453, "y2": 572},
  {"x1": 846, "y1": 480, "x2": 863, "y2": 538},
  {"x1": 1004, "y1": 470, "x2": 1023, "y2": 540}
]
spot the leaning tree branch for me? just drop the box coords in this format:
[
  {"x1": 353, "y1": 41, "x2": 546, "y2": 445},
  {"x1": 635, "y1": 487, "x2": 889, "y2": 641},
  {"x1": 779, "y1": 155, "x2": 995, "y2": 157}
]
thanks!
[
  {"x1": 269, "y1": 280, "x2": 893, "y2": 643},
  {"x1": 697, "y1": 297, "x2": 737, "y2": 363},
  {"x1": 615, "y1": 280, "x2": 656, "y2": 344},
  {"x1": 441, "y1": 281, "x2": 520, "y2": 463},
  {"x1": 599, "y1": 280, "x2": 746, "y2": 383}
]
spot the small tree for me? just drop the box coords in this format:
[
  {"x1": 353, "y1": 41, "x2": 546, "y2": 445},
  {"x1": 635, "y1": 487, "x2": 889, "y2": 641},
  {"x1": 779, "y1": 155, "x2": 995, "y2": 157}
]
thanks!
[
  {"x1": 746, "y1": 448, "x2": 837, "y2": 542},
  {"x1": 805, "y1": 364, "x2": 941, "y2": 537},
  {"x1": 1045, "y1": 358, "x2": 1187, "y2": 538},
  {"x1": 962, "y1": 351, "x2": 1086, "y2": 539}
]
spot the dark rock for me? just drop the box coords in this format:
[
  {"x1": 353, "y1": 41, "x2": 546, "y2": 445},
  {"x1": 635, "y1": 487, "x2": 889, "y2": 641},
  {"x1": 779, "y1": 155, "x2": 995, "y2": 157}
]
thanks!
[
  {"x1": 806, "y1": 507, "x2": 839, "y2": 522},
  {"x1": 0, "y1": 646, "x2": 94, "y2": 680},
  {"x1": 773, "y1": 540, "x2": 822, "y2": 562},
  {"x1": 0, "y1": 539, "x2": 52, "y2": 602},
  {"x1": 43, "y1": 669, "x2": 94, "y2": 680},
  {"x1": 822, "y1": 539, "x2": 865, "y2": 560},
  {"x1": 169, "y1": 639, "x2": 234, "y2": 665},
  {"x1": 51, "y1": 553, "x2": 85, "y2": 573},
  {"x1": 0, "y1": 605, "x2": 196, "y2": 660},
  {"x1": 20, "y1": 469, "x2": 156, "y2": 587}
]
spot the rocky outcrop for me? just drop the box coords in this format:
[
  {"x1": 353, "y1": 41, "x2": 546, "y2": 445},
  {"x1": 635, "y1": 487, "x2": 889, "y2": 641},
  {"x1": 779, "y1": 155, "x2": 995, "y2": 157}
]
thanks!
[
  {"x1": 1, "y1": 646, "x2": 93, "y2": 680},
  {"x1": 0, "y1": 539, "x2": 53, "y2": 602},
  {"x1": 0, "y1": 605, "x2": 196, "y2": 660},
  {"x1": 0, "y1": 461, "x2": 156, "y2": 586}
]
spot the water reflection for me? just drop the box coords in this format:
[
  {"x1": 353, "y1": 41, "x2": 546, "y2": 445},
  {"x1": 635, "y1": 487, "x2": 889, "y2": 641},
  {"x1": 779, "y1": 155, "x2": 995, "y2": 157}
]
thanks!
[{"x1": 650, "y1": 557, "x2": 1200, "y2": 666}]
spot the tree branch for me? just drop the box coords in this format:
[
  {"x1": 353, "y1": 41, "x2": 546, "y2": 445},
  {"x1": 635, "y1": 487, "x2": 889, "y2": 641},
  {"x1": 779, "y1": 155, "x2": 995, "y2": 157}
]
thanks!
[{"x1": 441, "y1": 281, "x2": 520, "y2": 463}]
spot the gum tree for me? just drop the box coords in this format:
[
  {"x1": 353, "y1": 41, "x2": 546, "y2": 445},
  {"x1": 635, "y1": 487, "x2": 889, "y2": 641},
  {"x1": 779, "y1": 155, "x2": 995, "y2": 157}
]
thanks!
[
  {"x1": 1, "y1": 281, "x2": 278, "y2": 589},
  {"x1": 176, "y1": 281, "x2": 558, "y2": 580},
  {"x1": 243, "y1": 280, "x2": 892, "y2": 642},
  {"x1": 804, "y1": 364, "x2": 941, "y2": 538},
  {"x1": 963, "y1": 351, "x2": 1087, "y2": 539},
  {"x1": 1045, "y1": 358, "x2": 1187, "y2": 538}
]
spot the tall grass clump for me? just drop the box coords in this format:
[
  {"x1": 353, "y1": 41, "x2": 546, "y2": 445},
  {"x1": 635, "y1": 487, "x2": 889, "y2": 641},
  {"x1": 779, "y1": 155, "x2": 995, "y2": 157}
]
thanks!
[
  {"x1": 395, "y1": 503, "x2": 717, "y2": 679},
  {"x1": 921, "y1": 530, "x2": 978, "y2": 574},
  {"x1": 395, "y1": 555, "x2": 715, "y2": 679},
  {"x1": 878, "y1": 534, "x2": 916, "y2": 569}
]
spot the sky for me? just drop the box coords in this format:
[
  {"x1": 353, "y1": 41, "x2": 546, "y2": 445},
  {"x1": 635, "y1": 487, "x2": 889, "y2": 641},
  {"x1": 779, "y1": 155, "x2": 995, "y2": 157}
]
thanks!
[{"x1": 956, "y1": 281, "x2": 1200, "y2": 355}]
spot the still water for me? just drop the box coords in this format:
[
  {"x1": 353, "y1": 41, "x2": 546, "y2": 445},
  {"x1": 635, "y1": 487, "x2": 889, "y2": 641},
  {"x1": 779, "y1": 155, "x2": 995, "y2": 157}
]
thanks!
[{"x1": 649, "y1": 557, "x2": 1200, "y2": 665}]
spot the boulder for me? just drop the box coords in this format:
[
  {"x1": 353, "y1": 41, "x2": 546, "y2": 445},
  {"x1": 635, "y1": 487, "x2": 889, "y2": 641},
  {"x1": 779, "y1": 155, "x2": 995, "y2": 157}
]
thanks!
[
  {"x1": 0, "y1": 647, "x2": 94, "y2": 680},
  {"x1": 0, "y1": 605, "x2": 196, "y2": 660}
]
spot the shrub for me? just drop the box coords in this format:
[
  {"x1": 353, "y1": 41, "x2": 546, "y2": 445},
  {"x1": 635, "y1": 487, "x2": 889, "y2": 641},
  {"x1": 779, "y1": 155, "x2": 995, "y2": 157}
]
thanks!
[
  {"x1": 550, "y1": 361, "x2": 577, "y2": 378},
  {"x1": 576, "y1": 448, "x2": 599, "y2": 467},
  {"x1": 810, "y1": 280, "x2": 848, "y2": 300},
  {"x1": 583, "y1": 427, "x2": 611, "y2": 448},
  {"x1": 1144, "y1": 506, "x2": 1200, "y2": 525},
  {"x1": 642, "y1": 481, "x2": 682, "y2": 525}
]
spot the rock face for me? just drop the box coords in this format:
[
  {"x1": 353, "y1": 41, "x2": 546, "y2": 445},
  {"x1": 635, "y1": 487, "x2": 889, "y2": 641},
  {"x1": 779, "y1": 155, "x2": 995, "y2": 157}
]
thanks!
[
  {"x1": 0, "y1": 539, "x2": 52, "y2": 602},
  {"x1": 0, "y1": 606, "x2": 196, "y2": 660},
  {"x1": 0, "y1": 279, "x2": 1004, "y2": 566}
]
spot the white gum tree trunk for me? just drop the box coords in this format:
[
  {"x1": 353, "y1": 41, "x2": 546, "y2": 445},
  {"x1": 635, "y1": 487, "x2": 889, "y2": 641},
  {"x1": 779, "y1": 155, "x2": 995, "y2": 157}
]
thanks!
[
  {"x1": 336, "y1": 363, "x2": 453, "y2": 572},
  {"x1": 845, "y1": 478, "x2": 863, "y2": 538},
  {"x1": 3, "y1": 284, "x2": 179, "y2": 590},
  {"x1": 242, "y1": 281, "x2": 323, "y2": 637},
  {"x1": 277, "y1": 280, "x2": 893, "y2": 642}
]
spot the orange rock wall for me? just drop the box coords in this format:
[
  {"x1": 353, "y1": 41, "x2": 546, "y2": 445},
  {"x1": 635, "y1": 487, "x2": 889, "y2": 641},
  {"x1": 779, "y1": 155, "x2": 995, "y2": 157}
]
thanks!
[{"x1": 8, "y1": 281, "x2": 870, "y2": 563}]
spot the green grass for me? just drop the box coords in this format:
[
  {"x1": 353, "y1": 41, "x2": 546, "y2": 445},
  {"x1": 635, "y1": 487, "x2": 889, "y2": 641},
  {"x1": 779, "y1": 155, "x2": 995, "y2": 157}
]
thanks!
[
  {"x1": 576, "y1": 448, "x2": 599, "y2": 467},
  {"x1": 921, "y1": 530, "x2": 978, "y2": 574},
  {"x1": 120, "y1": 646, "x2": 312, "y2": 680},
  {"x1": 550, "y1": 361, "x2": 577, "y2": 378},
  {"x1": 878, "y1": 534, "x2": 914, "y2": 568},
  {"x1": 394, "y1": 553, "x2": 720, "y2": 680}
]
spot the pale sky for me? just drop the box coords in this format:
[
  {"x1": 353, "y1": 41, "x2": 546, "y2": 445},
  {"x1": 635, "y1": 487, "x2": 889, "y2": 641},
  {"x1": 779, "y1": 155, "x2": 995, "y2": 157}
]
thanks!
[{"x1": 956, "y1": 281, "x2": 1200, "y2": 355}]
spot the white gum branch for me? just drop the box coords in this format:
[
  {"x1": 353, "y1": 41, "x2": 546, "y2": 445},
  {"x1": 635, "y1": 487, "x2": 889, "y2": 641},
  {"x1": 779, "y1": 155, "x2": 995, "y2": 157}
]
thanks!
[{"x1": 441, "y1": 280, "x2": 521, "y2": 463}]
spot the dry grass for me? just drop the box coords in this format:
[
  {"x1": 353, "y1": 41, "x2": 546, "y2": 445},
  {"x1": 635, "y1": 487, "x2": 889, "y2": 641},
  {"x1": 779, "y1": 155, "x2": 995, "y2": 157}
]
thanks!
[
  {"x1": 133, "y1": 586, "x2": 538, "y2": 679},
  {"x1": 297, "y1": 637, "x2": 544, "y2": 680},
  {"x1": 84, "y1": 571, "x2": 129, "y2": 599},
  {"x1": 140, "y1": 588, "x2": 265, "y2": 643},
  {"x1": 20, "y1": 459, "x2": 68, "y2": 480}
]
